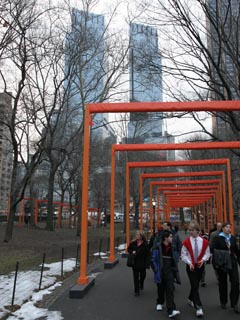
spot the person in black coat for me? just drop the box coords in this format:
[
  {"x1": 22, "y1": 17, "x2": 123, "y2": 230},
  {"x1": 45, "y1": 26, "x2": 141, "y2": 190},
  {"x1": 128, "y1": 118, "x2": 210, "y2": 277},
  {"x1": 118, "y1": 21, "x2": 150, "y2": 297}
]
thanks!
[
  {"x1": 211, "y1": 222, "x2": 240, "y2": 313},
  {"x1": 127, "y1": 230, "x2": 150, "y2": 296},
  {"x1": 152, "y1": 222, "x2": 182, "y2": 285},
  {"x1": 151, "y1": 230, "x2": 180, "y2": 318}
]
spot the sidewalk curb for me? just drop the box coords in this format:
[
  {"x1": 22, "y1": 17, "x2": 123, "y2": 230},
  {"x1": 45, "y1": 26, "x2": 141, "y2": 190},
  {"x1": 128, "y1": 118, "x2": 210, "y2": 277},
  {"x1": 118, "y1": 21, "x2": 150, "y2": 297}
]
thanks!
[{"x1": 41, "y1": 259, "x2": 105, "y2": 309}]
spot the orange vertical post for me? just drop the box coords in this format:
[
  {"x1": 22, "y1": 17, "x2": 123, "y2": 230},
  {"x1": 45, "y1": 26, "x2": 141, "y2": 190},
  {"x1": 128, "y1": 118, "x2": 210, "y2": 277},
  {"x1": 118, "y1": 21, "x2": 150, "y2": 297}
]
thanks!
[
  {"x1": 157, "y1": 192, "x2": 160, "y2": 226},
  {"x1": 222, "y1": 173, "x2": 227, "y2": 222},
  {"x1": 78, "y1": 107, "x2": 91, "y2": 285},
  {"x1": 139, "y1": 175, "x2": 143, "y2": 230},
  {"x1": 108, "y1": 146, "x2": 116, "y2": 262},
  {"x1": 149, "y1": 185, "x2": 153, "y2": 235},
  {"x1": 227, "y1": 159, "x2": 234, "y2": 233},
  {"x1": 126, "y1": 164, "x2": 130, "y2": 247}
]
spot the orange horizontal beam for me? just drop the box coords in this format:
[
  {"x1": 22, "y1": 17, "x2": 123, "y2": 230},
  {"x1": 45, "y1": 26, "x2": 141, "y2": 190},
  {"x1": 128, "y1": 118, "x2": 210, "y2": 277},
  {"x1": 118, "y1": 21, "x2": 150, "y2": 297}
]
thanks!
[
  {"x1": 114, "y1": 141, "x2": 240, "y2": 152},
  {"x1": 128, "y1": 158, "x2": 229, "y2": 169},
  {"x1": 151, "y1": 179, "x2": 221, "y2": 185},
  {"x1": 141, "y1": 171, "x2": 224, "y2": 179},
  {"x1": 157, "y1": 184, "x2": 219, "y2": 189},
  {"x1": 88, "y1": 100, "x2": 240, "y2": 113}
]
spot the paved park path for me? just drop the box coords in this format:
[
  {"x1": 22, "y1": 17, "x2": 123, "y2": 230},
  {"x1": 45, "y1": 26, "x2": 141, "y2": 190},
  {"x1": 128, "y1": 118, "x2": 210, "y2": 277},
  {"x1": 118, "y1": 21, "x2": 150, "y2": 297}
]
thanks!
[{"x1": 49, "y1": 232, "x2": 240, "y2": 320}]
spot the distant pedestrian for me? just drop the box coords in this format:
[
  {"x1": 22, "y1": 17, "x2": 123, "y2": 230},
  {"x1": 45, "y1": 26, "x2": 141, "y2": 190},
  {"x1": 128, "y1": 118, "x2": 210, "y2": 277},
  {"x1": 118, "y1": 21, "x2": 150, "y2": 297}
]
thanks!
[
  {"x1": 151, "y1": 230, "x2": 180, "y2": 318},
  {"x1": 148, "y1": 224, "x2": 162, "y2": 250},
  {"x1": 127, "y1": 230, "x2": 150, "y2": 296},
  {"x1": 181, "y1": 220, "x2": 210, "y2": 317},
  {"x1": 211, "y1": 222, "x2": 240, "y2": 313},
  {"x1": 209, "y1": 222, "x2": 222, "y2": 250},
  {"x1": 209, "y1": 223, "x2": 217, "y2": 237}
]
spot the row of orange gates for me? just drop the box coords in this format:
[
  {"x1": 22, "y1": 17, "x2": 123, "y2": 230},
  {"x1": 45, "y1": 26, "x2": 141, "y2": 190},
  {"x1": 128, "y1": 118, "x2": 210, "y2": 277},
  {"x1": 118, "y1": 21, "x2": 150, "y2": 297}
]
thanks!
[{"x1": 4, "y1": 198, "x2": 101, "y2": 228}]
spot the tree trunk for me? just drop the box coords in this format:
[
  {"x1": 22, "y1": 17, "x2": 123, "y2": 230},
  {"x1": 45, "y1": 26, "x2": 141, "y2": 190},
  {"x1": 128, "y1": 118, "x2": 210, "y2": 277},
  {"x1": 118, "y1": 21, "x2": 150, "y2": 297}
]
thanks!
[
  {"x1": 46, "y1": 168, "x2": 56, "y2": 231},
  {"x1": 3, "y1": 163, "x2": 19, "y2": 242},
  {"x1": 29, "y1": 182, "x2": 36, "y2": 228},
  {"x1": 3, "y1": 198, "x2": 18, "y2": 242},
  {"x1": 60, "y1": 192, "x2": 65, "y2": 228}
]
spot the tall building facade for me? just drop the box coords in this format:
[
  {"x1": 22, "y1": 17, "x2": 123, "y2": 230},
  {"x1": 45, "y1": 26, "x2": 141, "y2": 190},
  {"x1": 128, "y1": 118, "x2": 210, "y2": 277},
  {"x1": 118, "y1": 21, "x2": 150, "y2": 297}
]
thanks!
[
  {"x1": 65, "y1": 8, "x2": 108, "y2": 138},
  {"x1": 0, "y1": 93, "x2": 12, "y2": 213},
  {"x1": 128, "y1": 22, "x2": 163, "y2": 144},
  {"x1": 207, "y1": 0, "x2": 240, "y2": 136},
  {"x1": 127, "y1": 22, "x2": 174, "y2": 160},
  {"x1": 207, "y1": 0, "x2": 240, "y2": 215}
]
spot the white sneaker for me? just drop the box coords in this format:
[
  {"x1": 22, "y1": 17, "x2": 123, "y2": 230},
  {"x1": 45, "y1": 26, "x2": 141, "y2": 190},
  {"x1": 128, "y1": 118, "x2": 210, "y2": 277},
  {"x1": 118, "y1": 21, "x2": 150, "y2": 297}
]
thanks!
[
  {"x1": 196, "y1": 308, "x2": 204, "y2": 317},
  {"x1": 188, "y1": 299, "x2": 194, "y2": 307},
  {"x1": 168, "y1": 310, "x2": 180, "y2": 318},
  {"x1": 156, "y1": 304, "x2": 163, "y2": 311}
]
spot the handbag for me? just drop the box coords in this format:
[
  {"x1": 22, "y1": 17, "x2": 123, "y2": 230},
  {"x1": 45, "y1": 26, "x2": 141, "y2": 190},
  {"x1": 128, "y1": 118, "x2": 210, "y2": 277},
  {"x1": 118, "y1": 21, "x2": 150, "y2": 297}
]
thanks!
[
  {"x1": 212, "y1": 249, "x2": 232, "y2": 272},
  {"x1": 127, "y1": 253, "x2": 135, "y2": 267}
]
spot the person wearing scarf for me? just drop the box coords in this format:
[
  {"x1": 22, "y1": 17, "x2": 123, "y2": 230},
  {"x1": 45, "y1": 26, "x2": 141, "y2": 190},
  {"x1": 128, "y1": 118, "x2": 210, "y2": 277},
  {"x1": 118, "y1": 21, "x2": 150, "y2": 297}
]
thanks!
[
  {"x1": 211, "y1": 222, "x2": 240, "y2": 313},
  {"x1": 181, "y1": 220, "x2": 210, "y2": 318}
]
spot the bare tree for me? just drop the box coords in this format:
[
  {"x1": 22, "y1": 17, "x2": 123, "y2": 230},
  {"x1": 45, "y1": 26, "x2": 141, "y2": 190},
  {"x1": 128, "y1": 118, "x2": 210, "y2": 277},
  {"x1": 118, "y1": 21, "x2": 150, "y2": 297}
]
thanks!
[
  {"x1": 132, "y1": 0, "x2": 240, "y2": 141},
  {"x1": 0, "y1": 0, "x2": 133, "y2": 240},
  {"x1": 127, "y1": 0, "x2": 240, "y2": 215},
  {"x1": 0, "y1": 0, "x2": 63, "y2": 241}
]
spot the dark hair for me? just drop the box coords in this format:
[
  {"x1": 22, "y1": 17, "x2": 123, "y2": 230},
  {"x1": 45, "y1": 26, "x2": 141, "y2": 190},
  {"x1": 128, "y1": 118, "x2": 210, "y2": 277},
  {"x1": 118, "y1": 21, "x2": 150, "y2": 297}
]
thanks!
[
  {"x1": 222, "y1": 222, "x2": 231, "y2": 229},
  {"x1": 162, "y1": 230, "x2": 172, "y2": 242},
  {"x1": 163, "y1": 221, "x2": 172, "y2": 228}
]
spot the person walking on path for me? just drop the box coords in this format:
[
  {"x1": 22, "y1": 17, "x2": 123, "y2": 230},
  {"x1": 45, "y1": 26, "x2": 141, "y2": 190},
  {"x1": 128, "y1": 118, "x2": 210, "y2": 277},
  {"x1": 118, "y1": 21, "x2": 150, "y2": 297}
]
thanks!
[
  {"x1": 181, "y1": 220, "x2": 210, "y2": 318},
  {"x1": 151, "y1": 221, "x2": 182, "y2": 282},
  {"x1": 127, "y1": 230, "x2": 150, "y2": 296},
  {"x1": 152, "y1": 230, "x2": 180, "y2": 318},
  {"x1": 211, "y1": 222, "x2": 240, "y2": 313},
  {"x1": 209, "y1": 222, "x2": 222, "y2": 249}
]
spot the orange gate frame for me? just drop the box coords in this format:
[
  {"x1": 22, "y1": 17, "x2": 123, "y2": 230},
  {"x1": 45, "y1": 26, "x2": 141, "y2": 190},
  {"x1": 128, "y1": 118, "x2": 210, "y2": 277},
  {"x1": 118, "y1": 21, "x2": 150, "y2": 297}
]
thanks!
[
  {"x1": 150, "y1": 182, "x2": 220, "y2": 230},
  {"x1": 109, "y1": 143, "x2": 235, "y2": 264},
  {"x1": 139, "y1": 170, "x2": 226, "y2": 229},
  {"x1": 79, "y1": 100, "x2": 240, "y2": 285},
  {"x1": 157, "y1": 186, "x2": 220, "y2": 230},
  {"x1": 149, "y1": 179, "x2": 221, "y2": 234},
  {"x1": 126, "y1": 158, "x2": 231, "y2": 248},
  {"x1": 162, "y1": 189, "x2": 218, "y2": 228},
  {"x1": 114, "y1": 141, "x2": 236, "y2": 262},
  {"x1": 125, "y1": 158, "x2": 232, "y2": 250}
]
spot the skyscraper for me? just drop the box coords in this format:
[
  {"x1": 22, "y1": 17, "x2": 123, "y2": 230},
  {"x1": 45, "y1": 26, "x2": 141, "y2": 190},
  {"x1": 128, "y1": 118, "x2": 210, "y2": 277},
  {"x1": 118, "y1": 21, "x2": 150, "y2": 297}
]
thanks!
[
  {"x1": 128, "y1": 22, "x2": 164, "y2": 144},
  {"x1": 207, "y1": 0, "x2": 240, "y2": 137},
  {"x1": 207, "y1": 0, "x2": 240, "y2": 214},
  {"x1": 0, "y1": 93, "x2": 12, "y2": 214},
  {"x1": 64, "y1": 8, "x2": 108, "y2": 138}
]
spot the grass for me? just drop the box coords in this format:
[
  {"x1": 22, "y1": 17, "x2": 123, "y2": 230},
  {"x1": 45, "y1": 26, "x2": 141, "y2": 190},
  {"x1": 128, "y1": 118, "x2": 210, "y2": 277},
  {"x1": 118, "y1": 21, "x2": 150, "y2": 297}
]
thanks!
[{"x1": 0, "y1": 222, "x2": 133, "y2": 275}]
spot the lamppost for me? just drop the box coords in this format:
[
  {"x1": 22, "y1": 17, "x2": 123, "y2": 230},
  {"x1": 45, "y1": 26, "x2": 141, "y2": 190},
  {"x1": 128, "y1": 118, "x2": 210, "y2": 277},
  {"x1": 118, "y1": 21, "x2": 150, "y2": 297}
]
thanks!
[{"x1": 152, "y1": 199, "x2": 156, "y2": 234}]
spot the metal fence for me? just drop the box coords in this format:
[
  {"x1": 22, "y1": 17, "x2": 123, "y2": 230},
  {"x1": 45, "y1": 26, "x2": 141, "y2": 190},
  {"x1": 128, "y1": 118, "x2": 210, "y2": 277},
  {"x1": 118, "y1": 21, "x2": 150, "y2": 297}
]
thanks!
[{"x1": 0, "y1": 236, "x2": 126, "y2": 311}]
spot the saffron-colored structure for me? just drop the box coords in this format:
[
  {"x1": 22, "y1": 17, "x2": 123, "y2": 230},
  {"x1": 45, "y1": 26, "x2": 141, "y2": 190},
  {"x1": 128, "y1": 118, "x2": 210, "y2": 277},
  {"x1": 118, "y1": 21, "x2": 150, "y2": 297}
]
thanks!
[
  {"x1": 139, "y1": 170, "x2": 226, "y2": 229},
  {"x1": 78, "y1": 101, "x2": 240, "y2": 285}
]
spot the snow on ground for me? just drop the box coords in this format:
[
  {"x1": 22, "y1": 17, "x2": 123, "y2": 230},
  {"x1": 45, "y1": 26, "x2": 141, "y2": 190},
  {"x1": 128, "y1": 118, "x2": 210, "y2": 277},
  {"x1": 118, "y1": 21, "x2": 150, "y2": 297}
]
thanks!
[{"x1": 0, "y1": 244, "x2": 126, "y2": 320}]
